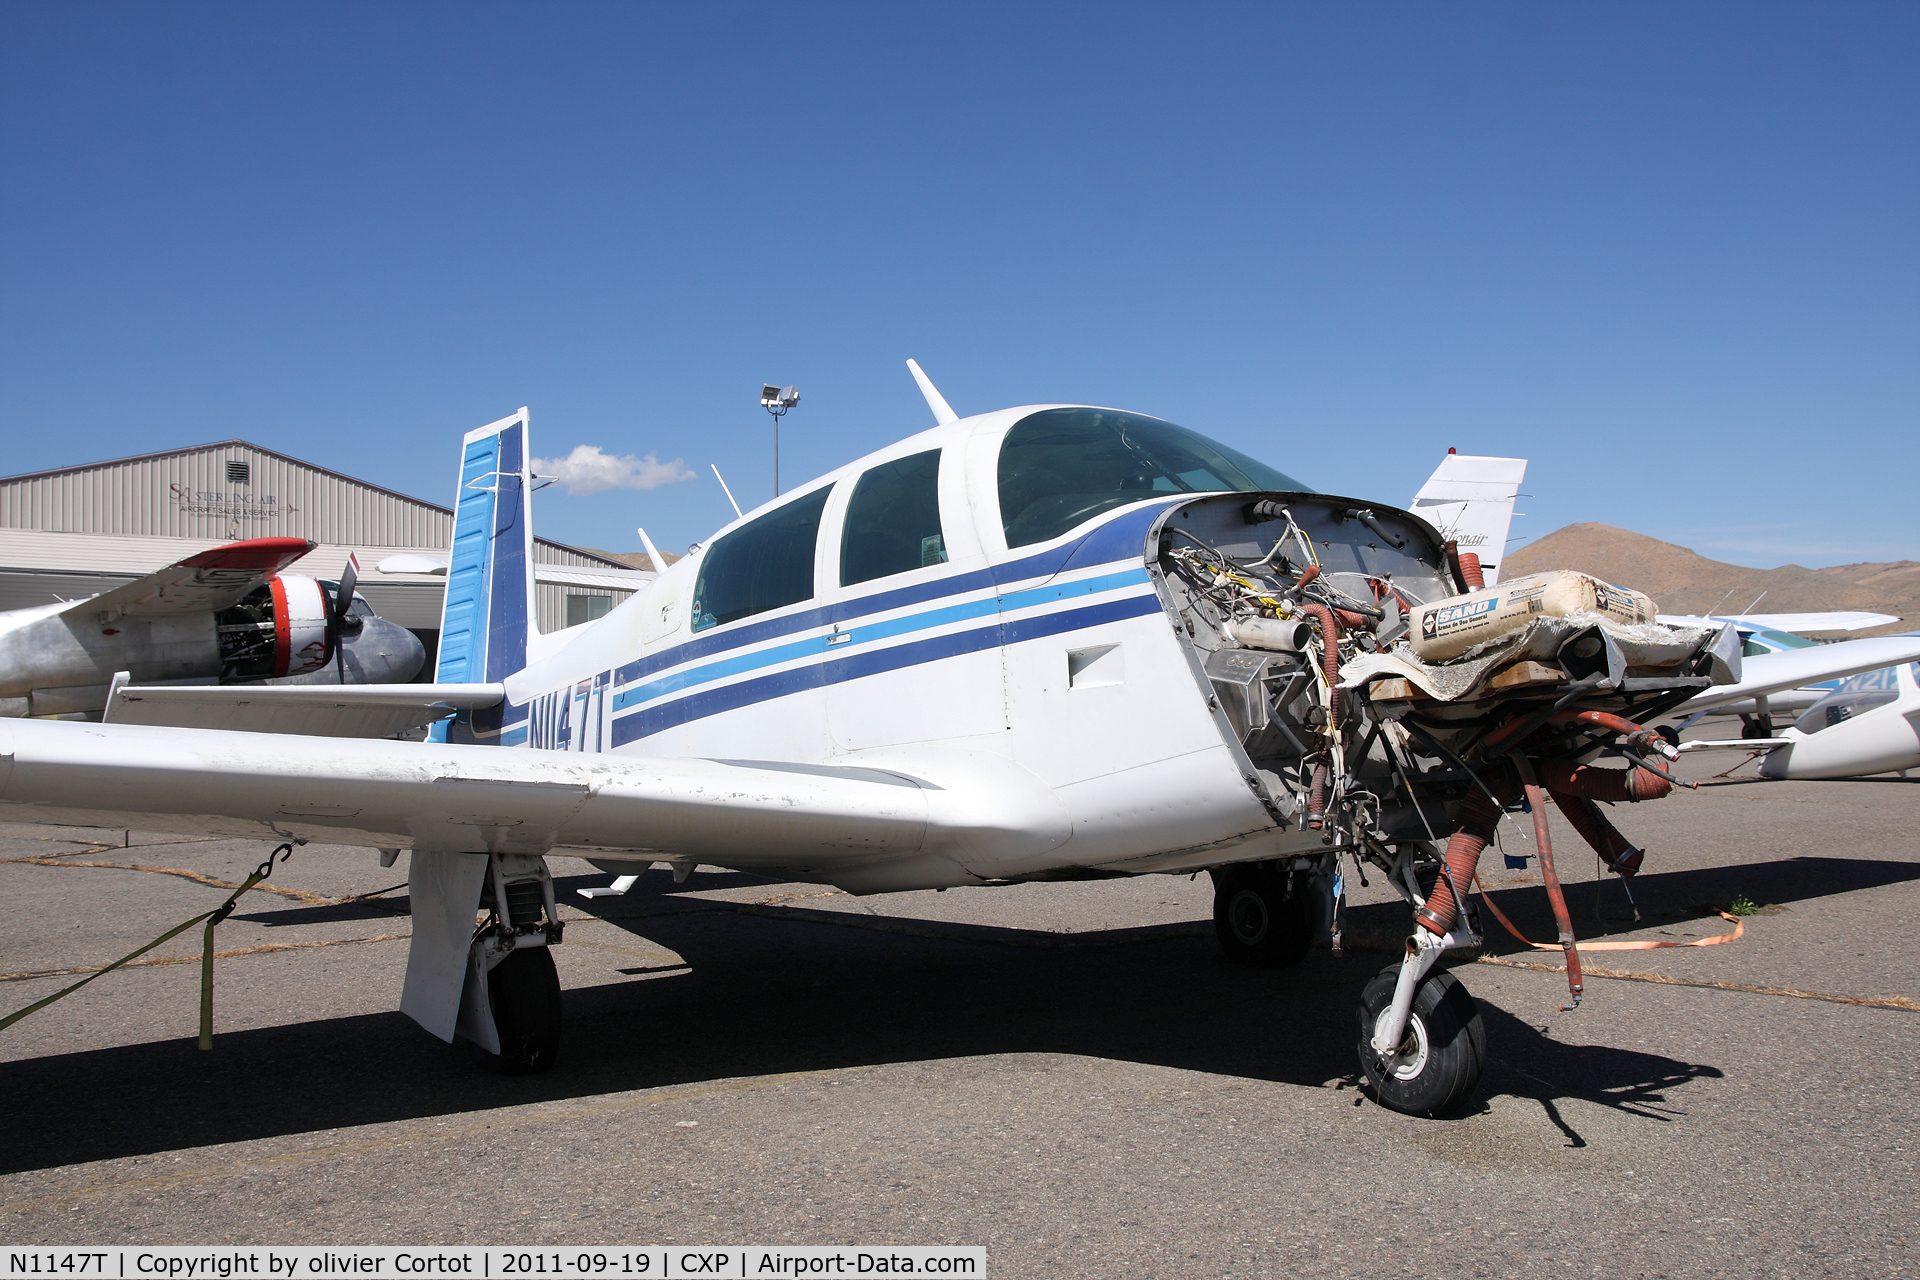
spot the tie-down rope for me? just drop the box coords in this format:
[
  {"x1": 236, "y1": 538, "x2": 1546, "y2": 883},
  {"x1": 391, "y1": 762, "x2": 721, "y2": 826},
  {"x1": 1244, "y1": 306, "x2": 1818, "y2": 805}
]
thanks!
[{"x1": 0, "y1": 841, "x2": 301, "y2": 1048}]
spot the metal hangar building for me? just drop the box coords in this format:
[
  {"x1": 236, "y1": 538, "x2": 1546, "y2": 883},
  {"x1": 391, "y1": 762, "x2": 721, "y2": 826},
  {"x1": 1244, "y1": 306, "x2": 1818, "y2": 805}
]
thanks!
[{"x1": 0, "y1": 440, "x2": 648, "y2": 673}]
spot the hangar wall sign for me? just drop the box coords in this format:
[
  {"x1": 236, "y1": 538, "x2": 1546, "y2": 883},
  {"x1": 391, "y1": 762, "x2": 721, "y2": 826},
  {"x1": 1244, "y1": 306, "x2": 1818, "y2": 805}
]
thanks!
[{"x1": 169, "y1": 484, "x2": 295, "y2": 521}]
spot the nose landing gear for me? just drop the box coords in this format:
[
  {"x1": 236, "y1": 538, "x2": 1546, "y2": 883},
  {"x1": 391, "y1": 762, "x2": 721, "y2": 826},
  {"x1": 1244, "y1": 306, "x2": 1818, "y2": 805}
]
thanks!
[{"x1": 1356, "y1": 963, "x2": 1486, "y2": 1116}]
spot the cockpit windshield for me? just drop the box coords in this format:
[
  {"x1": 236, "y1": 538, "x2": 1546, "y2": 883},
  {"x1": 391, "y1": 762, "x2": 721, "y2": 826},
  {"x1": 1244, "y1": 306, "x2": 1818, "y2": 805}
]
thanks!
[{"x1": 996, "y1": 408, "x2": 1311, "y2": 548}]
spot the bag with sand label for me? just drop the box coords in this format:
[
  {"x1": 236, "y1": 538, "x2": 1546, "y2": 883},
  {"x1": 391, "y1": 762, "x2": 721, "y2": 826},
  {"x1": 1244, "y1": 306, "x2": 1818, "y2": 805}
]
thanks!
[{"x1": 1408, "y1": 571, "x2": 1658, "y2": 662}]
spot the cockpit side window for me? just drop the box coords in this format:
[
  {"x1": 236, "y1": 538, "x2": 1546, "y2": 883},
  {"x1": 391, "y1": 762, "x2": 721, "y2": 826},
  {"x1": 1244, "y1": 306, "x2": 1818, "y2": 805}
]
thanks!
[
  {"x1": 840, "y1": 449, "x2": 947, "y2": 587},
  {"x1": 692, "y1": 485, "x2": 833, "y2": 632},
  {"x1": 996, "y1": 408, "x2": 1311, "y2": 548}
]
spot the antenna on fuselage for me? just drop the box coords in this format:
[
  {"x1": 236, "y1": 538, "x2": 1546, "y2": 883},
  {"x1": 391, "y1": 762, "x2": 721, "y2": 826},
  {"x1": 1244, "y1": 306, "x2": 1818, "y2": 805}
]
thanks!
[
  {"x1": 906, "y1": 359, "x2": 958, "y2": 426},
  {"x1": 636, "y1": 527, "x2": 668, "y2": 576},
  {"x1": 710, "y1": 463, "x2": 744, "y2": 519}
]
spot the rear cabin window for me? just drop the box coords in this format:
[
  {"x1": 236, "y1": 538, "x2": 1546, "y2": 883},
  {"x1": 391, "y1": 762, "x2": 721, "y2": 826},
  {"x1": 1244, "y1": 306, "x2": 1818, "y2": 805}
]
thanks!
[
  {"x1": 996, "y1": 408, "x2": 1311, "y2": 548},
  {"x1": 692, "y1": 485, "x2": 833, "y2": 632},
  {"x1": 840, "y1": 449, "x2": 947, "y2": 586}
]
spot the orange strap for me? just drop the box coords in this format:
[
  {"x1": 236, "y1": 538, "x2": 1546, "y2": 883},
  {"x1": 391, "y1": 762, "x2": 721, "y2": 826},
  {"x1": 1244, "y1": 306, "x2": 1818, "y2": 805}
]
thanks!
[{"x1": 1473, "y1": 875, "x2": 1745, "y2": 951}]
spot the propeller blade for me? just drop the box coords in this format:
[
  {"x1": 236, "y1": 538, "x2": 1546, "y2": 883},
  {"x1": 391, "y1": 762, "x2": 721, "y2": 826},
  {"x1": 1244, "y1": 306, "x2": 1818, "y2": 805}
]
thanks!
[
  {"x1": 329, "y1": 554, "x2": 361, "y2": 628},
  {"x1": 327, "y1": 554, "x2": 363, "y2": 684}
]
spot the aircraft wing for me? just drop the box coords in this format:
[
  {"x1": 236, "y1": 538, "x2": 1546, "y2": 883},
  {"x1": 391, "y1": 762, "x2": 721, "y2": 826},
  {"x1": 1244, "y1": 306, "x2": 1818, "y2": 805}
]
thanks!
[
  {"x1": 0, "y1": 719, "x2": 1049, "y2": 891},
  {"x1": 65, "y1": 537, "x2": 317, "y2": 620},
  {"x1": 103, "y1": 682, "x2": 505, "y2": 739},
  {"x1": 1680, "y1": 635, "x2": 1920, "y2": 713},
  {"x1": 1659, "y1": 611, "x2": 1901, "y2": 635}
]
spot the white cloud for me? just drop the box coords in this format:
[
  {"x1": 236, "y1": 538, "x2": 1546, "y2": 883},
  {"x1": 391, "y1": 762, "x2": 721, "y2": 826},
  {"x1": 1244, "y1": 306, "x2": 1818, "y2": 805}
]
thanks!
[{"x1": 532, "y1": 445, "x2": 696, "y2": 496}]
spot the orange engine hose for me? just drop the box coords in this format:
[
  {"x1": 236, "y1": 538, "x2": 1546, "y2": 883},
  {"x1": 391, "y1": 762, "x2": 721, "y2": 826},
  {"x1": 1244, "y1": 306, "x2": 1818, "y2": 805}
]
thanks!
[
  {"x1": 1415, "y1": 776, "x2": 1517, "y2": 937},
  {"x1": 1541, "y1": 759, "x2": 1673, "y2": 803}
]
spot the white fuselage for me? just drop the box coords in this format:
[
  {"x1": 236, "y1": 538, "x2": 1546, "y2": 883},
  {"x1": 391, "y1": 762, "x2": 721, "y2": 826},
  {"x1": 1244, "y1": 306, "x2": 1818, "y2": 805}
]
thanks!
[
  {"x1": 496, "y1": 409, "x2": 1290, "y2": 886},
  {"x1": 1760, "y1": 660, "x2": 1920, "y2": 780}
]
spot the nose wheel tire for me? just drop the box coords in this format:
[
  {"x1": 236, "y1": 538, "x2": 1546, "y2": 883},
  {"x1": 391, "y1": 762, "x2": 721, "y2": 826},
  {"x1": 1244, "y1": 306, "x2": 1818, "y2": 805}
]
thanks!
[
  {"x1": 1212, "y1": 865, "x2": 1315, "y2": 968},
  {"x1": 1355, "y1": 963, "x2": 1485, "y2": 1116},
  {"x1": 466, "y1": 946, "x2": 563, "y2": 1075}
]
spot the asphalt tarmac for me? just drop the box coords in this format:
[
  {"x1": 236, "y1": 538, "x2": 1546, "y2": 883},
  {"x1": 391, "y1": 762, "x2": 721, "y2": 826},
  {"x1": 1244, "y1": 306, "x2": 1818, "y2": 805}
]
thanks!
[{"x1": 1, "y1": 761, "x2": 1916, "y2": 1277}]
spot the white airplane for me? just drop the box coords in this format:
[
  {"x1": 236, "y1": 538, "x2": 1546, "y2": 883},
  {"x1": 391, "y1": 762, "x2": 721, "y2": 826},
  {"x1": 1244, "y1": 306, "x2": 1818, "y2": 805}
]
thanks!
[
  {"x1": 0, "y1": 538, "x2": 424, "y2": 719},
  {"x1": 1756, "y1": 660, "x2": 1920, "y2": 779},
  {"x1": 1677, "y1": 642, "x2": 1920, "y2": 779},
  {"x1": 1656, "y1": 614, "x2": 1905, "y2": 738},
  {"x1": 0, "y1": 378, "x2": 1764, "y2": 1117}
]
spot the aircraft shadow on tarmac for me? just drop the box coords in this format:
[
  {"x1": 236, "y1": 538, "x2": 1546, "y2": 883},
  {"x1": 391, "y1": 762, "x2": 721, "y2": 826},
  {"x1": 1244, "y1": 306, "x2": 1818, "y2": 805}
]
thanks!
[{"x1": 4, "y1": 855, "x2": 1908, "y2": 1175}]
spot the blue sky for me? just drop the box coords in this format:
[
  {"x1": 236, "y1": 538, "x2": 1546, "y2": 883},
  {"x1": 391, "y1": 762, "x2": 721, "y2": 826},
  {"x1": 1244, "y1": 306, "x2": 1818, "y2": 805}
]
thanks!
[{"x1": 3, "y1": 3, "x2": 1914, "y2": 567}]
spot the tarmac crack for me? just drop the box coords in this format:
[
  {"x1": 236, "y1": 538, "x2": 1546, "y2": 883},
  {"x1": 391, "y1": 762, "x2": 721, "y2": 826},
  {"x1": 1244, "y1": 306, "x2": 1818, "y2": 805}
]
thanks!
[
  {"x1": 2, "y1": 856, "x2": 406, "y2": 910},
  {"x1": 0, "y1": 933, "x2": 409, "y2": 984}
]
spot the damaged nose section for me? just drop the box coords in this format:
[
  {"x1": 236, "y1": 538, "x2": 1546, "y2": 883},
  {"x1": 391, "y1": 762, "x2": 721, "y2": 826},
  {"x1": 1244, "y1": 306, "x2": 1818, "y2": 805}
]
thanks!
[{"x1": 1151, "y1": 493, "x2": 1733, "y2": 1115}]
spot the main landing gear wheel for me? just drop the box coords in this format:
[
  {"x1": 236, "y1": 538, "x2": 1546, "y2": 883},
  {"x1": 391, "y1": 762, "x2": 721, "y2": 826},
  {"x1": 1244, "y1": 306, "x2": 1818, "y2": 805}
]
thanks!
[
  {"x1": 467, "y1": 947, "x2": 563, "y2": 1075},
  {"x1": 1212, "y1": 864, "x2": 1315, "y2": 968},
  {"x1": 1355, "y1": 964, "x2": 1486, "y2": 1117}
]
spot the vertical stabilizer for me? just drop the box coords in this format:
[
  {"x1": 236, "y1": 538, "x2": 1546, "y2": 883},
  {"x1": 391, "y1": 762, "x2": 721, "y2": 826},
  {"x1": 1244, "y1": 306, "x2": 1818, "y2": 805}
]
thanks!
[
  {"x1": 430, "y1": 408, "x2": 537, "y2": 744},
  {"x1": 1410, "y1": 453, "x2": 1527, "y2": 585}
]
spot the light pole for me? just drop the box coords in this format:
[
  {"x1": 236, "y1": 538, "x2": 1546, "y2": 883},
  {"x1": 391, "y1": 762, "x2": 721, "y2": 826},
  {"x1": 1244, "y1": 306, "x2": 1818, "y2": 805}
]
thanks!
[{"x1": 760, "y1": 384, "x2": 800, "y2": 496}]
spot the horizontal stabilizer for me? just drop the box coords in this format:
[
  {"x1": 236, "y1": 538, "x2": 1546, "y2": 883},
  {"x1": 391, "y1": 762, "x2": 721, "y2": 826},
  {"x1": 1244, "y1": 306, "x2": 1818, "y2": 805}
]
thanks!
[
  {"x1": 67, "y1": 537, "x2": 316, "y2": 620},
  {"x1": 376, "y1": 553, "x2": 653, "y2": 591},
  {"x1": 104, "y1": 682, "x2": 504, "y2": 738},
  {"x1": 1681, "y1": 635, "x2": 1920, "y2": 714}
]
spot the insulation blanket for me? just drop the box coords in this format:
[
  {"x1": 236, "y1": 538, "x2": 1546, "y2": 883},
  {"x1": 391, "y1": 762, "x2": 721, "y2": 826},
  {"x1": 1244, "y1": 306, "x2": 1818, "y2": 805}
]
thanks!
[{"x1": 1338, "y1": 612, "x2": 1715, "y2": 702}]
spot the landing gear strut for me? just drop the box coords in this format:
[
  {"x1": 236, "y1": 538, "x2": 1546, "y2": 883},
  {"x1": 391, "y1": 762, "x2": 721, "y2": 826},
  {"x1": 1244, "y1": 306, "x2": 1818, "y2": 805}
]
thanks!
[
  {"x1": 461, "y1": 852, "x2": 565, "y2": 1074},
  {"x1": 1211, "y1": 862, "x2": 1315, "y2": 968}
]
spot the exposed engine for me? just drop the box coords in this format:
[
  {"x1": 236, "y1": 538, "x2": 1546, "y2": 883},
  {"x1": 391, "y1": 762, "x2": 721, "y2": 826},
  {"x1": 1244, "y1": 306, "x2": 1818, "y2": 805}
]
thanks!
[
  {"x1": 214, "y1": 575, "x2": 345, "y2": 679},
  {"x1": 1149, "y1": 490, "x2": 1734, "y2": 1075}
]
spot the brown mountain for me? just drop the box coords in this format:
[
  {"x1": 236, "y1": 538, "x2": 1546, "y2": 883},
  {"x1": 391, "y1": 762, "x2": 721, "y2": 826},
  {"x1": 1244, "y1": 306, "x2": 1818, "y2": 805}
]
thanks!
[{"x1": 1501, "y1": 524, "x2": 1915, "y2": 636}]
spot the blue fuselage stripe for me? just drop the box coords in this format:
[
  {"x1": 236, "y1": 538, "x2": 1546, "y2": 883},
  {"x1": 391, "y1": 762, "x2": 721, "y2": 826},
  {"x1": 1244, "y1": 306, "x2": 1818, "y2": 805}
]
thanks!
[
  {"x1": 613, "y1": 566, "x2": 1151, "y2": 713},
  {"x1": 610, "y1": 498, "x2": 1181, "y2": 688},
  {"x1": 609, "y1": 590, "x2": 1164, "y2": 746}
]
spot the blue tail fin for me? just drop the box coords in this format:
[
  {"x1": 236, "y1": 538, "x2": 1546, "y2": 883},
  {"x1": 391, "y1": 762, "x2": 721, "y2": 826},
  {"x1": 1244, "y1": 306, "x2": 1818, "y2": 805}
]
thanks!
[{"x1": 430, "y1": 408, "x2": 536, "y2": 745}]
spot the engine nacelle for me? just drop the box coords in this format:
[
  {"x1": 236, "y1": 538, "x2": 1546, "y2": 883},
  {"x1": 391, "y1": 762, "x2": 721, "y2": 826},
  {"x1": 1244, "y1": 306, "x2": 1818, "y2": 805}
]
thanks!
[{"x1": 215, "y1": 575, "x2": 334, "y2": 679}]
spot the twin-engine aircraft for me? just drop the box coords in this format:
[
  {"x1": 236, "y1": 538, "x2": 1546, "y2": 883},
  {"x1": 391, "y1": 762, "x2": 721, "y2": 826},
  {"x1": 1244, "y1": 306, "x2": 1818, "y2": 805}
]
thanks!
[
  {"x1": 0, "y1": 367, "x2": 1815, "y2": 1115},
  {"x1": 0, "y1": 538, "x2": 425, "y2": 719}
]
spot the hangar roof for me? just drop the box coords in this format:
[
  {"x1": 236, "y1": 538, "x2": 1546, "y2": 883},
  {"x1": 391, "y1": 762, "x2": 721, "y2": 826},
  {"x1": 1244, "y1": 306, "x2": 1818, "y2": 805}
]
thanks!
[{"x1": 0, "y1": 438, "x2": 626, "y2": 569}]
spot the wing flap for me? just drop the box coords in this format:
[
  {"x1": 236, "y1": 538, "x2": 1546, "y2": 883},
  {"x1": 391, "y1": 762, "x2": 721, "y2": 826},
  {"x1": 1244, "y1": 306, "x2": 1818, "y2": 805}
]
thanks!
[
  {"x1": 68, "y1": 537, "x2": 317, "y2": 619},
  {"x1": 104, "y1": 682, "x2": 505, "y2": 738}
]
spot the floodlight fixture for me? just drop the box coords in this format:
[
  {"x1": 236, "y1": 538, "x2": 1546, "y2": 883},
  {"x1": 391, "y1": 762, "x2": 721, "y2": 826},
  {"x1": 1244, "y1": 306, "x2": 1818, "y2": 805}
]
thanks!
[{"x1": 761, "y1": 381, "x2": 801, "y2": 495}]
